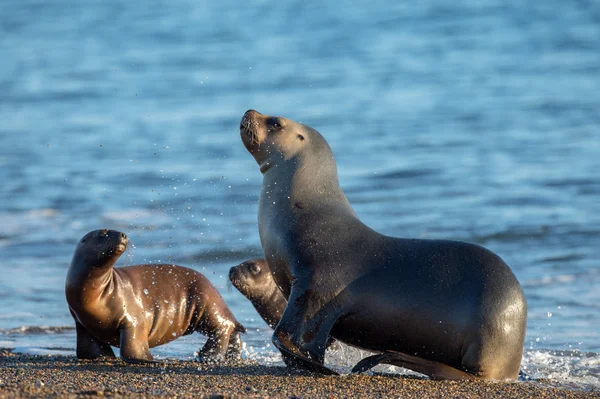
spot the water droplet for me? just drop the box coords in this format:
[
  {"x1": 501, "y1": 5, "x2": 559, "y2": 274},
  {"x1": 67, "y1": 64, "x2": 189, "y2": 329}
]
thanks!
[
  {"x1": 547, "y1": 312, "x2": 553, "y2": 318},
  {"x1": 143, "y1": 289, "x2": 149, "y2": 295}
]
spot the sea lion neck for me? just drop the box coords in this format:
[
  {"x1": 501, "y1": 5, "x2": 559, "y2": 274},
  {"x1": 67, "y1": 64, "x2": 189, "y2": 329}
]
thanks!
[
  {"x1": 261, "y1": 151, "x2": 350, "y2": 207},
  {"x1": 65, "y1": 251, "x2": 120, "y2": 295},
  {"x1": 247, "y1": 275, "x2": 282, "y2": 303}
]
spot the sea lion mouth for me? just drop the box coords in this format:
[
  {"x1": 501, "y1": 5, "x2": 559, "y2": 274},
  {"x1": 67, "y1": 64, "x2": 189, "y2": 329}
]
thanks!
[
  {"x1": 228, "y1": 266, "x2": 249, "y2": 293},
  {"x1": 113, "y1": 234, "x2": 129, "y2": 254},
  {"x1": 240, "y1": 123, "x2": 259, "y2": 146},
  {"x1": 228, "y1": 267, "x2": 241, "y2": 286}
]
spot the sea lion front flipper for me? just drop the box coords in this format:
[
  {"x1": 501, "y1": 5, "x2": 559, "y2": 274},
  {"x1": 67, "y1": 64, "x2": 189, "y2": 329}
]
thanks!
[
  {"x1": 273, "y1": 329, "x2": 339, "y2": 375},
  {"x1": 272, "y1": 286, "x2": 340, "y2": 375},
  {"x1": 73, "y1": 319, "x2": 116, "y2": 360},
  {"x1": 352, "y1": 351, "x2": 477, "y2": 380},
  {"x1": 119, "y1": 325, "x2": 154, "y2": 363}
]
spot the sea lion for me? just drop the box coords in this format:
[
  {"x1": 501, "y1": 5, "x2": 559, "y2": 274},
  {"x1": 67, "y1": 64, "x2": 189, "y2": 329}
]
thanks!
[
  {"x1": 228, "y1": 259, "x2": 287, "y2": 329},
  {"x1": 239, "y1": 109, "x2": 527, "y2": 380},
  {"x1": 65, "y1": 229, "x2": 245, "y2": 363}
]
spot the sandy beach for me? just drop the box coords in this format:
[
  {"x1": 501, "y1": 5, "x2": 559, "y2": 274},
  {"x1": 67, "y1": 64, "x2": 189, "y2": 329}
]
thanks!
[{"x1": 0, "y1": 349, "x2": 596, "y2": 399}]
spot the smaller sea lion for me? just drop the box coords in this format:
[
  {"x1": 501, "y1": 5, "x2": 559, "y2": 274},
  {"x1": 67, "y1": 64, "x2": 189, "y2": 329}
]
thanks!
[
  {"x1": 65, "y1": 229, "x2": 245, "y2": 363},
  {"x1": 228, "y1": 259, "x2": 287, "y2": 329}
]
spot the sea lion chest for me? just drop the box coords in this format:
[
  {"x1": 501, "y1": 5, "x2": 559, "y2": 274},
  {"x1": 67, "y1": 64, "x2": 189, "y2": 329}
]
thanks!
[{"x1": 258, "y1": 188, "x2": 297, "y2": 298}]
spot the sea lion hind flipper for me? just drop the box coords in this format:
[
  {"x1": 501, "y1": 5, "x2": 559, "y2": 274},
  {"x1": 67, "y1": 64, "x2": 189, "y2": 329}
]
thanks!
[
  {"x1": 351, "y1": 353, "x2": 389, "y2": 374},
  {"x1": 352, "y1": 351, "x2": 477, "y2": 380},
  {"x1": 225, "y1": 330, "x2": 243, "y2": 360},
  {"x1": 197, "y1": 329, "x2": 234, "y2": 362}
]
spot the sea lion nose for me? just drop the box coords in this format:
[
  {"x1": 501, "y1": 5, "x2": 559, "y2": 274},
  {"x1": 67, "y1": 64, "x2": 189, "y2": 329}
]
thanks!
[
  {"x1": 241, "y1": 109, "x2": 260, "y2": 125},
  {"x1": 244, "y1": 109, "x2": 260, "y2": 117},
  {"x1": 228, "y1": 266, "x2": 240, "y2": 284}
]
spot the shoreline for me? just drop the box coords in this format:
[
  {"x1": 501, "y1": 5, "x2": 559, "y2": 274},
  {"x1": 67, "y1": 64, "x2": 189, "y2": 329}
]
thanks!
[{"x1": 1, "y1": 349, "x2": 597, "y2": 398}]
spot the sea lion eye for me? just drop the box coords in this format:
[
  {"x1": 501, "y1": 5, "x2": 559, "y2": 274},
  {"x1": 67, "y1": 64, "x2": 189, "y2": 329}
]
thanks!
[
  {"x1": 297, "y1": 134, "x2": 305, "y2": 141},
  {"x1": 248, "y1": 263, "x2": 261, "y2": 274},
  {"x1": 268, "y1": 118, "x2": 283, "y2": 130},
  {"x1": 81, "y1": 239, "x2": 86, "y2": 243}
]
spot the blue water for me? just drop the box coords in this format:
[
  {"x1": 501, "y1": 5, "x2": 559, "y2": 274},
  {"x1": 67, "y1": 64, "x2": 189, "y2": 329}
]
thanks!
[{"x1": 1, "y1": 0, "x2": 599, "y2": 388}]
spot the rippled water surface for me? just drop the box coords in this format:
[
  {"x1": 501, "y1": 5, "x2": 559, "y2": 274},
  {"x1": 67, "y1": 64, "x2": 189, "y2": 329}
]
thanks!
[{"x1": 1, "y1": 0, "x2": 599, "y2": 388}]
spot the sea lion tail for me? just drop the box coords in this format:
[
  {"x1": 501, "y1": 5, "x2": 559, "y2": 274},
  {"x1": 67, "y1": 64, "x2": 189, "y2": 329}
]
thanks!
[
  {"x1": 235, "y1": 321, "x2": 247, "y2": 333},
  {"x1": 352, "y1": 351, "x2": 477, "y2": 380}
]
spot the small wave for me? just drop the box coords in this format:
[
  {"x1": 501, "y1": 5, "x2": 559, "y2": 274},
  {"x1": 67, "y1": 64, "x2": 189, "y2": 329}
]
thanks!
[
  {"x1": 471, "y1": 226, "x2": 551, "y2": 244},
  {"x1": 24, "y1": 208, "x2": 59, "y2": 218},
  {"x1": 523, "y1": 349, "x2": 600, "y2": 389},
  {"x1": 543, "y1": 178, "x2": 600, "y2": 189},
  {"x1": 102, "y1": 209, "x2": 171, "y2": 226},
  {"x1": 0, "y1": 326, "x2": 74, "y2": 335},
  {"x1": 523, "y1": 274, "x2": 577, "y2": 288},
  {"x1": 538, "y1": 253, "x2": 585, "y2": 264},
  {"x1": 0, "y1": 209, "x2": 61, "y2": 237},
  {"x1": 372, "y1": 168, "x2": 440, "y2": 180},
  {"x1": 12, "y1": 346, "x2": 75, "y2": 357}
]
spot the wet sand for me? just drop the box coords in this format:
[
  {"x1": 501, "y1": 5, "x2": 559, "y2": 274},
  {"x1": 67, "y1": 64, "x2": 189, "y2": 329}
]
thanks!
[{"x1": 0, "y1": 349, "x2": 597, "y2": 398}]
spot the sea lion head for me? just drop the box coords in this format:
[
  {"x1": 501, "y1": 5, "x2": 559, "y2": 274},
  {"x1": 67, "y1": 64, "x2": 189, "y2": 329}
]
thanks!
[
  {"x1": 240, "y1": 110, "x2": 334, "y2": 174},
  {"x1": 73, "y1": 229, "x2": 129, "y2": 268},
  {"x1": 229, "y1": 259, "x2": 272, "y2": 300}
]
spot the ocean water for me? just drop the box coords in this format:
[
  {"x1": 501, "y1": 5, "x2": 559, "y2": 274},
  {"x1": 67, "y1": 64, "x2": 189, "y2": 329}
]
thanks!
[{"x1": 1, "y1": 0, "x2": 599, "y2": 389}]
